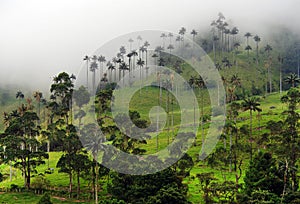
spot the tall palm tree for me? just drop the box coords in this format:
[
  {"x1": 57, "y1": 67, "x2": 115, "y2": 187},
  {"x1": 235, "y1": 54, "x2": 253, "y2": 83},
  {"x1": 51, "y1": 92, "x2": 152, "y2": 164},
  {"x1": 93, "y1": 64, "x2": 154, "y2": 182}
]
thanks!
[
  {"x1": 265, "y1": 44, "x2": 273, "y2": 93},
  {"x1": 137, "y1": 58, "x2": 145, "y2": 94},
  {"x1": 212, "y1": 36, "x2": 219, "y2": 63},
  {"x1": 33, "y1": 91, "x2": 43, "y2": 123},
  {"x1": 245, "y1": 45, "x2": 252, "y2": 59},
  {"x1": 137, "y1": 35, "x2": 142, "y2": 55},
  {"x1": 16, "y1": 91, "x2": 24, "y2": 106},
  {"x1": 128, "y1": 38, "x2": 134, "y2": 51},
  {"x1": 253, "y1": 35, "x2": 261, "y2": 65},
  {"x1": 175, "y1": 35, "x2": 182, "y2": 47},
  {"x1": 242, "y1": 97, "x2": 262, "y2": 161},
  {"x1": 230, "y1": 27, "x2": 239, "y2": 50},
  {"x1": 83, "y1": 56, "x2": 90, "y2": 89},
  {"x1": 179, "y1": 27, "x2": 186, "y2": 48},
  {"x1": 143, "y1": 41, "x2": 150, "y2": 73},
  {"x1": 244, "y1": 32, "x2": 252, "y2": 47},
  {"x1": 168, "y1": 32, "x2": 173, "y2": 45},
  {"x1": 278, "y1": 55, "x2": 284, "y2": 93},
  {"x1": 160, "y1": 33, "x2": 167, "y2": 49},
  {"x1": 191, "y1": 29, "x2": 198, "y2": 55},
  {"x1": 284, "y1": 73, "x2": 300, "y2": 88},
  {"x1": 167, "y1": 44, "x2": 174, "y2": 56},
  {"x1": 90, "y1": 59, "x2": 98, "y2": 94},
  {"x1": 119, "y1": 62, "x2": 129, "y2": 84},
  {"x1": 107, "y1": 61, "x2": 115, "y2": 82},
  {"x1": 98, "y1": 55, "x2": 106, "y2": 82}
]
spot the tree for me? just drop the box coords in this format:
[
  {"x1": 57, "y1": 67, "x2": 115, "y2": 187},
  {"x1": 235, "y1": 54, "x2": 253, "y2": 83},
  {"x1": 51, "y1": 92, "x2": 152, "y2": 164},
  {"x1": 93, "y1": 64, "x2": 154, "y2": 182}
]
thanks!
[
  {"x1": 33, "y1": 91, "x2": 43, "y2": 124},
  {"x1": 160, "y1": 33, "x2": 167, "y2": 49},
  {"x1": 253, "y1": 35, "x2": 261, "y2": 65},
  {"x1": 245, "y1": 45, "x2": 252, "y2": 59},
  {"x1": 244, "y1": 32, "x2": 252, "y2": 47},
  {"x1": 37, "y1": 192, "x2": 53, "y2": 204},
  {"x1": 83, "y1": 55, "x2": 90, "y2": 89},
  {"x1": 90, "y1": 59, "x2": 98, "y2": 94},
  {"x1": 1, "y1": 108, "x2": 48, "y2": 189},
  {"x1": 98, "y1": 55, "x2": 106, "y2": 81},
  {"x1": 242, "y1": 97, "x2": 262, "y2": 160},
  {"x1": 284, "y1": 73, "x2": 300, "y2": 88},
  {"x1": 242, "y1": 152, "x2": 283, "y2": 202},
  {"x1": 16, "y1": 90, "x2": 24, "y2": 106},
  {"x1": 265, "y1": 44, "x2": 273, "y2": 93},
  {"x1": 137, "y1": 58, "x2": 145, "y2": 94}
]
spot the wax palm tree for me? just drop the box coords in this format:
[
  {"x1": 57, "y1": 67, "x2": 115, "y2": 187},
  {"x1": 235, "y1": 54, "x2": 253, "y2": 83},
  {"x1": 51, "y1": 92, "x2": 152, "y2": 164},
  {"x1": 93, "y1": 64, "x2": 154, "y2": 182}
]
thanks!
[
  {"x1": 253, "y1": 35, "x2": 261, "y2": 65},
  {"x1": 16, "y1": 91, "x2": 24, "y2": 106},
  {"x1": 98, "y1": 55, "x2": 106, "y2": 81},
  {"x1": 242, "y1": 97, "x2": 262, "y2": 160},
  {"x1": 137, "y1": 35, "x2": 142, "y2": 55},
  {"x1": 265, "y1": 44, "x2": 273, "y2": 93},
  {"x1": 128, "y1": 38, "x2": 134, "y2": 51},
  {"x1": 107, "y1": 61, "x2": 115, "y2": 82},
  {"x1": 244, "y1": 32, "x2": 252, "y2": 46},
  {"x1": 131, "y1": 50, "x2": 138, "y2": 71},
  {"x1": 119, "y1": 46, "x2": 126, "y2": 59},
  {"x1": 175, "y1": 35, "x2": 182, "y2": 47},
  {"x1": 212, "y1": 36, "x2": 219, "y2": 63},
  {"x1": 119, "y1": 62, "x2": 129, "y2": 84},
  {"x1": 90, "y1": 60, "x2": 98, "y2": 94},
  {"x1": 179, "y1": 27, "x2": 186, "y2": 48},
  {"x1": 191, "y1": 29, "x2": 198, "y2": 42},
  {"x1": 33, "y1": 91, "x2": 43, "y2": 123},
  {"x1": 231, "y1": 27, "x2": 239, "y2": 50},
  {"x1": 167, "y1": 44, "x2": 174, "y2": 56},
  {"x1": 278, "y1": 55, "x2": 284, "y2": 93},
  {"x1": 285, "y1": 73, "x2": 300, "y2": 88},
  {"x1": 196, "y1": 76, "x2": 206, "y2": 147},
  {"x1": 168, "y1": 32, "x2": 173, "y2": 44},
  {"x1": 83, "y1": 56, "x2": 90, "y2": 89},
  {"x1": 245, "y1": 45, "x2": 252, "y2": 59},
  {"x1": 143, "y1": 41, "x2": 150, "y2": 72},
  {"x1": 160, "y1": 33, "x2": 167, "y2": 49},
  {"x1": 137, "y1": 58, "x2": 145, "y2": 94}
]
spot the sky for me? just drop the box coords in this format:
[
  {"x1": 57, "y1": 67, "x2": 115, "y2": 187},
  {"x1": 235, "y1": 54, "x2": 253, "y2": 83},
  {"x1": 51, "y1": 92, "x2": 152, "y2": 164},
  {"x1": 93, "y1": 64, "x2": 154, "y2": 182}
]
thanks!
[{"x1": 0, "y1": 0, "x2": 299, "y2": 92}]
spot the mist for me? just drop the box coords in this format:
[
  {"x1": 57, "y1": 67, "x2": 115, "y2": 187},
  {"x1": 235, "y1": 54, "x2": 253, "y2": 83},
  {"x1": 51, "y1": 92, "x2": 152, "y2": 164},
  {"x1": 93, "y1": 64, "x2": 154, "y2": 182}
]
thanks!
[{"x1": 0, "y1": 0, "x2": 299, "y2": 93}]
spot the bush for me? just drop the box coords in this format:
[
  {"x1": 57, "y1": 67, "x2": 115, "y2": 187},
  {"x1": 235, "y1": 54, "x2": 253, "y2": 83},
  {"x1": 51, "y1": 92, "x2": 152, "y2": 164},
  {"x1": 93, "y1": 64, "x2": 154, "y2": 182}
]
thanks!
[
  {"x1": 37, "y1": 192, "x2": 53, "y2": 204},
  {"x1": 31, "y1": 175, "x2": 50, "y2": 194}
]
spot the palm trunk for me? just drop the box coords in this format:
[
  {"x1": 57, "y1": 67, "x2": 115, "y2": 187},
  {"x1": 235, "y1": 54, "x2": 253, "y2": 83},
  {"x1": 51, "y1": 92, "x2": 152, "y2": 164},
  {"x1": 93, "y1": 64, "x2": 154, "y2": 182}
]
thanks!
[
  {"x1": 77, "y1": 171, "x2": 80, "y2": 199},
  {"x1": 95, "y1": 160, "x2": 98, "y2": 204},
  {"x1": 250, "y1": 110, "x2": 253, "y2": 161}
]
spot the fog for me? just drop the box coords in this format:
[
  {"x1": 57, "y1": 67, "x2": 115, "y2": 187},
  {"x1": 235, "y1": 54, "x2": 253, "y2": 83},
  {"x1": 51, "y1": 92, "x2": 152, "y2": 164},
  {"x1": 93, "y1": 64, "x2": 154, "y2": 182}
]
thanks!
[{"x1": 0, "y1": 0, "x2": 299, "y2": 92}]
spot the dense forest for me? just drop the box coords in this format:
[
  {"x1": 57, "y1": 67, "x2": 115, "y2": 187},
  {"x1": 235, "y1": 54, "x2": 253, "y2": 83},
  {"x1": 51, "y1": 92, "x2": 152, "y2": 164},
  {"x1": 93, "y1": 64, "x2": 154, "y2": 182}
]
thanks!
[{"x1": 1, "y1": 12, "x2": 300, "y2": 203}]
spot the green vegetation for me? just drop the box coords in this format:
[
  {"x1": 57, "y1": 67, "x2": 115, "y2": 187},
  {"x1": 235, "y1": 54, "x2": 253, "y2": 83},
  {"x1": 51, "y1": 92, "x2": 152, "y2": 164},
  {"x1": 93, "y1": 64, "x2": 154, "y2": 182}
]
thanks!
[{"x1": 1, "y1": 12, "x2": 300, "y2": 204}]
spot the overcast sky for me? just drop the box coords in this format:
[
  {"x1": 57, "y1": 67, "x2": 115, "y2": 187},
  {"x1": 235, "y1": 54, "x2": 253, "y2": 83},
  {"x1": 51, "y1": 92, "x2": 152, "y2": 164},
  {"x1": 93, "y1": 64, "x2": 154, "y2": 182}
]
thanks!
[{"x1": 0, "y1": 0, "x2": 299, "y2": 92}]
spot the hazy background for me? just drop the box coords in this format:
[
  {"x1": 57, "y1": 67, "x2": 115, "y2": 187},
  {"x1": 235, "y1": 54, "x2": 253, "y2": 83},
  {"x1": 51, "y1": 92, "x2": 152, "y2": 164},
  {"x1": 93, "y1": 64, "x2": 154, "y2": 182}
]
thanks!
[{"x1": 0, "y1": 0, "x2": 299, "y2": 92}]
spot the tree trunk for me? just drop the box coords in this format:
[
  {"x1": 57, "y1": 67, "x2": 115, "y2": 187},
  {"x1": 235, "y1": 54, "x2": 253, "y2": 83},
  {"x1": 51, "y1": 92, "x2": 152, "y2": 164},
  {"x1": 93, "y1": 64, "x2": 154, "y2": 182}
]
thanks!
[
  {"x1": 77, "y1": 171, "x2": 80, "y2": 199},
  {"x1": 69, "y1": 172, "x2": 73, "y2": 198},
  {"x1": 95, "y1": 160, "x2": 98, "y2": 204}
]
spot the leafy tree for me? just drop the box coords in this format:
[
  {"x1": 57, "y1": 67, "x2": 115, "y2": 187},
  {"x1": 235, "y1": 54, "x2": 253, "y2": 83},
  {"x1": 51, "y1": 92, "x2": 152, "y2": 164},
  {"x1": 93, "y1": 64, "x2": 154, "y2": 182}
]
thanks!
[
  {"x1": 242, "y1": 152, "x2": 283, "y2": 202},
  {"x1": 37, "y1": 192, "x2": 53, "y2": 204},
  {"x1": 1, "y1": 108, "x2": 48, "y2": 189},
  {"x1": 284, "y1": 73, "x2": 300, "y2": 88}
]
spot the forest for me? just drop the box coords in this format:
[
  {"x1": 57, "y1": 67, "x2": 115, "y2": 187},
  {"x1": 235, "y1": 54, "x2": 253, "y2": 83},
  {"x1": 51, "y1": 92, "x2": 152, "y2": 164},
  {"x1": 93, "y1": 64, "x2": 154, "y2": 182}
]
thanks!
[{"x1": 1, "y1": 12, "x2": 300, "y2": 203}]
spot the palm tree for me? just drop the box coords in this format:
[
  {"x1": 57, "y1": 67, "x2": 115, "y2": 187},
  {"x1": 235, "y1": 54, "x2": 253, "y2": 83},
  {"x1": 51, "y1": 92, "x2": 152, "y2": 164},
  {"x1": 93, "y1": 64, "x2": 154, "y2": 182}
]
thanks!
[
  {"x1": 212, "y1": 36, "x2": 219, "y2": 63},
  {"x1": 98, "y1": 55, "x2": 106, "y2": 81},
  {"x1": 230, "y1": 27, "x2": 239, "y2": 50},
  {"x1": 265, "y1": 44, "x2": 273, "y2": 93},
  {"x1": 83, "y1": 56, "x2": 90, "y2": 89},
  {"x1": 160, "y1": 33, "x2": 167, "y2": 49},
  {"x1": 136, "y1": 35, "x2": 142, "y2": 55},
  {"x1": 245, "y1": 45, "x2": 252, "y2": 59},
  {"x1": 143, "y1": 41, "x2": 150, "y2": 73},
  {"x1": 233, "y1": 42, "x2": 240, "y2": 73},
  {"x1": 167, "y1": 44, "x2": 174, "y2": 56},
  {"x1": 179, "y1": 27, "x2": 186, "y2": 48},
  {"x1": 175, "y1": 35, "x2": 182, "y2": 47},
  {"x1": 242, "y1": 97, "x2": 262, "y2": 160},
  {"x1": 278, "y1": 55, "x2": 284, "y2": 93},
  {"x1": 137, "y1": 58, "x2": 145, "y2": 94},
  {"x1": 33, "y1": 91, "x2": 43, "y2": 123},
  {"x1": 244, "y1": 32, "x2": 252, "y2": 46},
  {"x1": 107, "y1": 61, "x2": 115, "y2": 82},
  {"x1": 168, "y1": 32, "x2": 173, "y2": 45},
  {"x1": 284, "y1": 73, "x2": 300, "y2": 88},
  {"x1": 128, "y1": 38, "x2": 134, "y2": 51},
  {"x1": 16, "y1": 91, "x2": 24, "y2": 106},
  {"x1": 119, "y1": 62, "x2": 129, "y2": 84},
  {"x1": 190, "y1": 29, "x2": 198, "y2": 42},
  {"x1": 253, "y1": 35, "x2": 261, "y2": 65},
  {"x1": 90, "y1": 59, "x2": 98, "y2": 94}
]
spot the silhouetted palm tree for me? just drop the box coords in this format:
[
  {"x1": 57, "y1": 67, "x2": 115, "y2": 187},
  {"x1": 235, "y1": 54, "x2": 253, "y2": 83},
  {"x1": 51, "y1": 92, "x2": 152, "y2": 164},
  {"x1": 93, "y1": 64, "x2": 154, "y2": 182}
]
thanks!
[
  {"x1": 16, "y1": 91, "x2": 24, "y2": 106},
  {"x1": 242, "y1": 97, "x2": 262, "y2": 160},
  {"x1": 245, "y1": 45, "x2": 252, "y2": 59},
  {"x1": 285, "y1": 73, "x2": 300, "y2": 88},
  {"x1": 244, "y1": 32, "x2": 252, "y2": 46},
  {"x1": 160, "y1": 33, "x2": 167, "y2": 49},
  {"x1": 90, "y1": 59, "x2": 98, "y2": 94},
  {"x1": 83, "y1": 55, "x2": 90, "y2": 89},
  {"x1": 265, "y1": 44, "x2": 273, "y2": 93},
  {"x1": 98, "y1": 55, "x2": 106, "y2": 82},
  {"x1": 128, "y1": 38, "x2": 134, "y2": 51},
  {"x1": 253, "y1": 35, "x2": 261, "y2": 65}
]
